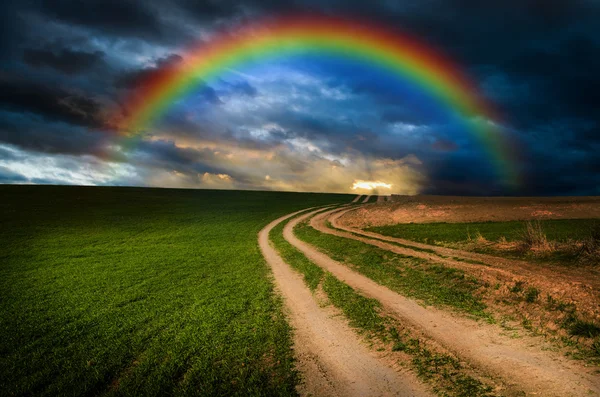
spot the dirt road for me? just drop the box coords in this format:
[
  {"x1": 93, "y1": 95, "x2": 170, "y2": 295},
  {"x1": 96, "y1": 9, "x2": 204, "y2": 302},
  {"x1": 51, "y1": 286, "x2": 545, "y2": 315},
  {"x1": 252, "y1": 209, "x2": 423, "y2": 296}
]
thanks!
[
  {"x1": 351, "y1": 195, "x2": 362, "y2": 203},
  {"x1": 258, "y1": 208, "x2": 432, "y2": 397},
  {"x1": 362, "y1": 195, "x2": 371, "y2": 203},
  {"x1": 285, "y1": 208, "x2": 600, "y2": 397},
  {"x1": 327, "y1": 206, "x2": 600, "y2": 319}
]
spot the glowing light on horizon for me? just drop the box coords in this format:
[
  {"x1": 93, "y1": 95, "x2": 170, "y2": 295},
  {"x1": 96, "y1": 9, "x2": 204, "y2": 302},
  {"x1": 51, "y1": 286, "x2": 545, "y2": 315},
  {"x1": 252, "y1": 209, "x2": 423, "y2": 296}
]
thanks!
[{"x1": 352, "y1": 180, "x2": 392, "y2": 190}]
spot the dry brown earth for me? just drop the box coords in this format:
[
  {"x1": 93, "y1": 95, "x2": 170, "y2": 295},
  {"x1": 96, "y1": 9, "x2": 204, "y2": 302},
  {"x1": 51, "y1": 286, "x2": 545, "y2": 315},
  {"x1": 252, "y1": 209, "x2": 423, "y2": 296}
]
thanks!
[{"x1": 341, "y1": 195, "x2": 600, "y2": 227}]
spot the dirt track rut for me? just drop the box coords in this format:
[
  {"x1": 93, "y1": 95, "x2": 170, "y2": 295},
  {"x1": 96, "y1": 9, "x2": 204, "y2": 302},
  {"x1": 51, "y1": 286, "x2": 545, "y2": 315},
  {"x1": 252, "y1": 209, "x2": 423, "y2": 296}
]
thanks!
[
  {"x1": 258, "y1": 208, "x2": 432, "y2": 397},
  {"x1": 285, "y1": 208, "x2": 600, "y2": 397}
]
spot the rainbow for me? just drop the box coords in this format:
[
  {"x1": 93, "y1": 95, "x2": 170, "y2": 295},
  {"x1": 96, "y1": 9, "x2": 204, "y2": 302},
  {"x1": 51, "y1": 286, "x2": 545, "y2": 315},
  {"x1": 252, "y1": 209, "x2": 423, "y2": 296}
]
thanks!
[{"x1": 116, "y1": 15, "x2": 518, "y2": 186}]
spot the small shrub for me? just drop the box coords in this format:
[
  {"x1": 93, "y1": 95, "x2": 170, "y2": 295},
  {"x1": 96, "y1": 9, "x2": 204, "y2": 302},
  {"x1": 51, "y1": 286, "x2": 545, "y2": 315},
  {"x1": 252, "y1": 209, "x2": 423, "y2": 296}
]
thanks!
[
  {"x1": 525, "y1": 287, "x2": 540, "y2": 303},
  {"x1": 592, "y1": 338, "x2": 600, "y2": 356},
  {"x1": 562, "y1": 312, "x2": 578, "y2": 328},
  {"x1": 545, "y1": 294, "x2": 577, "y2": 312},
  {"x1": 555, "y1": 301, "x2": 576, "y2": 313},
  {"x1": 509, "y1": 281, "x2": 525, "y2": 294},
  {"x1": 578, "y1": 223, "x2": 600, "y2": 265},
  {"x1": 570, "y1": 319, "x2": 600, "y2": 338},
  {"x1": 392, "y1": 341, "x2": 407, "y2": 352},
  {"x1": 452, "y1": 374, "x2": 494, "y2": 396},
  {"x1": 591, "y1": 222, "x2": 600, "y2": 241}
]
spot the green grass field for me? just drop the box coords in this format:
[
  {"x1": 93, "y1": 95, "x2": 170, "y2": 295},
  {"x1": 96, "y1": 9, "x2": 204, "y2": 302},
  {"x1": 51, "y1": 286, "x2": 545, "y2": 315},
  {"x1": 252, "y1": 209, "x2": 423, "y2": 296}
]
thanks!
[{"x1": 0, "y1": 185, "x2": 348, "y2": 396}]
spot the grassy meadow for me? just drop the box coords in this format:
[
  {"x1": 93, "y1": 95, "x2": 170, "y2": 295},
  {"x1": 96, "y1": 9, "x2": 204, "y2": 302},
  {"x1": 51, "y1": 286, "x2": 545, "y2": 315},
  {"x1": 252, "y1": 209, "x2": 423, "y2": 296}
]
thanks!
[{"x1": 0, "y1": 185, "x2": 348, "y2": 396}]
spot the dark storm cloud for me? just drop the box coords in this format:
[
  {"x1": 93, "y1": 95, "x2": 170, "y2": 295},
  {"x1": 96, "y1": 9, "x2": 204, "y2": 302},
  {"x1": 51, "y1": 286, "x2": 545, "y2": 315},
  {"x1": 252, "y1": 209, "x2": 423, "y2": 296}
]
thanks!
[
  {"x1": 486, "y1": 37, "x2": 600, "y2": 131},
  {"x1": 130, "y1": 138, "x2": 258, "y2": 185},
  {"x1": 520, "y1": 153, "x2": 600, "y2": 196},
  {"x1": 515, "y1": 132, "x2": 600, "y2": 196},
  {"x1": 0, "y1": 110, "x2": 109, "y2": 156},
  {"x1": 133, "y1": 139, "x2": 221, "y2": 172},
  {"x1": 175, "y1": 0, "x2": 245, "y2": 21},
  {"x1": 431, "y1": 139, "x2": 459, "y2": 153},
  {"x1": 0, "y1": 3, "x2": 26, "y2": 59},
  {"x1": 421, "y1": 153, "x2": 504, "y2": 196},
  {"x1": 23, "y1": 48, "x2": 105, "y2": 74},
  {"x1": 0, "y1": 166, "x2": 29, "y2": 184},
  {"x1": 0, "y1": 77, "x2": 107, "y2": 129},
  {"x1": 38, "y1": 0, "x2": 166, "y2": 41}
]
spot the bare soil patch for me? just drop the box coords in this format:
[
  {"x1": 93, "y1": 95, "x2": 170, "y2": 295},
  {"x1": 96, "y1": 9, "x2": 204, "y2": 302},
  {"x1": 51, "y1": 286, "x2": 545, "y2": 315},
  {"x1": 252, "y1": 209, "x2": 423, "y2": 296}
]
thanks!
[{"x1": 341, "y1": 195, "x2": 600, "y2": 227}]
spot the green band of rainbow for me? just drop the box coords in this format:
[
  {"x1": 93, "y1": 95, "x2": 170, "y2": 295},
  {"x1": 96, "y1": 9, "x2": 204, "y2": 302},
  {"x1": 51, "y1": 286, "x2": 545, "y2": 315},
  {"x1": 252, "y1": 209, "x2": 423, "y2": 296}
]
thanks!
[{"x1": 117, "y1": 15, "x2": 518, "y2": 186}]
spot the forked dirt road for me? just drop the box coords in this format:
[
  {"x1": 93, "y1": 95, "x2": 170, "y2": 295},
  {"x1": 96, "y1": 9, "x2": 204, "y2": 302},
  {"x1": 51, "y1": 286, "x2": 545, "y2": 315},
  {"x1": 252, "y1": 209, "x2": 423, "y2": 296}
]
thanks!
[
  {"x1": 324, "y1": 206, "x2": 600, "y2": 319},
  {"x1": 258, "y1": 208, "x2": 432, "y2": 397},
  {"x1": 285, "y1": 208, "x2": 600, "y2": 397}
]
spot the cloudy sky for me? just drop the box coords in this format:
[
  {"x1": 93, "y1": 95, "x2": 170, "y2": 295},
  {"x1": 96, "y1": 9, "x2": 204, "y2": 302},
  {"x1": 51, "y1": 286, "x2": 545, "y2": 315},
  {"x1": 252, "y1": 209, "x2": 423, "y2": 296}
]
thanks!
[{"x1": 0, "y1": 1, "x2": 598, "y2": 195}]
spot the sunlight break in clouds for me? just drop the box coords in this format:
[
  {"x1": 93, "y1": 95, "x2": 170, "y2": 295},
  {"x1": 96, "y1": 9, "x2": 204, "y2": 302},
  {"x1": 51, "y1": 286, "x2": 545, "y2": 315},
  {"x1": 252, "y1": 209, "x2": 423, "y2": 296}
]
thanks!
[{"x1": 352, "y1": 180, "x2": 393, "y2": 191}]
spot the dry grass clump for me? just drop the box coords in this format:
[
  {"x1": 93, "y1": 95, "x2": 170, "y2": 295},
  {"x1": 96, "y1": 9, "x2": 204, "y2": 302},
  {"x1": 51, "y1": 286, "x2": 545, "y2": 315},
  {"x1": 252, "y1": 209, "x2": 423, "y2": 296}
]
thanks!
[
  {"x1": 515, "y1": 220, "x2": 599, "y2": 265},
  {"x1": 474, "y1": 231, "x2": 488, "y2": 244},
  {"x1": 518, "y1": 220, "x2": 554, "y2": 253},
  {"x1": 460, "y1": 220, "x2": 598, "y2": 266},
  {"x1": 578, "y1": 223, "x2": 600, "y2": 265},
  {"x1": 466, "y1": 229, "x2": 493, "y2": 250}
]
